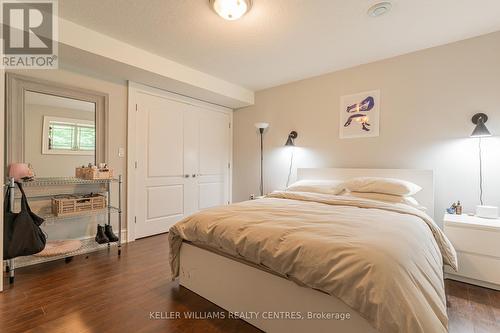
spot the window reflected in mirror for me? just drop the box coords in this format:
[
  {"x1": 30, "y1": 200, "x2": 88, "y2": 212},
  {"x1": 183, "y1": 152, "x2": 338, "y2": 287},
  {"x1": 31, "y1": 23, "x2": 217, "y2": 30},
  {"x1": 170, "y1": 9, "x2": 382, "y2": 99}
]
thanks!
[{"x1": 43, "y1": 117, "x2": 95, "y2": 155}]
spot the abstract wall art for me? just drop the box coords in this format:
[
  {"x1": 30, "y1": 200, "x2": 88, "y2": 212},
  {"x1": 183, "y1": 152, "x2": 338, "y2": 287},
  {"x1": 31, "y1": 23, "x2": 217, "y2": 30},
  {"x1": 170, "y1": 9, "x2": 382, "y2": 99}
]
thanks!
[{"x1": 339, "y1": 90, "x2": 380, "y2": 139}]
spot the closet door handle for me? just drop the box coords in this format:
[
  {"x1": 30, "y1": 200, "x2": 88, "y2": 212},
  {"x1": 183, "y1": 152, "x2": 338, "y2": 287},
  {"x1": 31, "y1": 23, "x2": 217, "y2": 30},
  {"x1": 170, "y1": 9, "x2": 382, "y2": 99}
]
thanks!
[
  {"x1": 192, "y1": 174, "x2": 197, "y2": 178},
  {"x1": 184, "y1": 174, "x2": 189, "y2": 178}
]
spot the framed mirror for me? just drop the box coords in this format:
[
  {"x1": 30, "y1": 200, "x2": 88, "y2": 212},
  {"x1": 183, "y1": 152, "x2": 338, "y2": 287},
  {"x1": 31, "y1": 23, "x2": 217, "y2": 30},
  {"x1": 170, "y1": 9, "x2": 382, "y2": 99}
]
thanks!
[{"x1": 6, "y1": 74, "x2": 108, "y2": 178}]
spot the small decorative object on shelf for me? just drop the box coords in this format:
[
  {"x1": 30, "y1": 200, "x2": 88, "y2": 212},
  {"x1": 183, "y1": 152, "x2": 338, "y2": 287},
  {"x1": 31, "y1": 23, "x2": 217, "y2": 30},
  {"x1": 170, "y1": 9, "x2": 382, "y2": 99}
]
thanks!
[
  {"x1": 455, "y1": 201, "x2": 463, "y2": 215},
  {"x1": 52, "y1": 193, "x2": 107, "y2": 217},
  {"x1": 76, "y1": 163, "x2": 114, "y2": 180},
  {"x1": 446, "y1": 201, "x2": 463, "y2": 215},
  {"x1": 8, "y1": 163, "x2": 35, "y2": 181}
]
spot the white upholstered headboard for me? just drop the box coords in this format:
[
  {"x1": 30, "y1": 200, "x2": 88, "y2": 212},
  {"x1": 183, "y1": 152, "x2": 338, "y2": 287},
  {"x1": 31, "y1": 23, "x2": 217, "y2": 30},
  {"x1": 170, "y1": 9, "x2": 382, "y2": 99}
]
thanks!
[{"x1": 297, "y1": 168, "x2": 435, "y2": 218}]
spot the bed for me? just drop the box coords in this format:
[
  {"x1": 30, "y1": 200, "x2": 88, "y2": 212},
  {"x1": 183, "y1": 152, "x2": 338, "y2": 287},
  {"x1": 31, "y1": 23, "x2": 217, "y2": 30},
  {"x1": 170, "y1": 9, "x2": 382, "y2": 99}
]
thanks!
[{"x1": 169, "y1": 168, "x2": 457, "y2": 333}]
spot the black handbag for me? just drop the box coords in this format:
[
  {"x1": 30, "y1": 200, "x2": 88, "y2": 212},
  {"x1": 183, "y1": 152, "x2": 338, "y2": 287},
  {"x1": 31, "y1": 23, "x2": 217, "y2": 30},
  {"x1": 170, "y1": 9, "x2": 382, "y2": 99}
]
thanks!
[{"x1": 3, "y1": 182, "x2": 46, "y2": 259}]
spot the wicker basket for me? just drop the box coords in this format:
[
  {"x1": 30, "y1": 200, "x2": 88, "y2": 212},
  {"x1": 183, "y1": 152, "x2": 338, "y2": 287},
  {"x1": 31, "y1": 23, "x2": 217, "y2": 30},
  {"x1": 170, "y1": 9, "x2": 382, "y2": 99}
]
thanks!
[
  {"x1": 75, "y1": 167, "x2": 114, "y2": 180},
  {"x1": 52, "y1": 194, "x2": 107, "y2": 216}
]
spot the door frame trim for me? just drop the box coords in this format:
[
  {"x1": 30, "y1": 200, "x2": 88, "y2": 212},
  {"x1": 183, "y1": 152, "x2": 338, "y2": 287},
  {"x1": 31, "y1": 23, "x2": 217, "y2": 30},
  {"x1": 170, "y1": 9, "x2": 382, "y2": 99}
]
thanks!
[{"x1": 127, "y1": 81, "x2": 233, "y2": 241}]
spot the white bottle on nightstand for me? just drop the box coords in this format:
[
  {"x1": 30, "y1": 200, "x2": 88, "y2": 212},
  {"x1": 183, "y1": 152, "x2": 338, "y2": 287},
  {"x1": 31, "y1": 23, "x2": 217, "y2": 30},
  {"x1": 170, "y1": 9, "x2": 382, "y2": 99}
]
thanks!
[{"x1": 443, "y1": 213, "x2": 500, "y2": 290}]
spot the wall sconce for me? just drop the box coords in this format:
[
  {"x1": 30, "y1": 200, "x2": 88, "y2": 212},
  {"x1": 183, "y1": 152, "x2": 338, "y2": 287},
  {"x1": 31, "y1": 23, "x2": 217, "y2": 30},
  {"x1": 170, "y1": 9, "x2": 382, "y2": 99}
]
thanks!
[
  {"x1": 469, "y1": 113, "x2": 497, "y2": 218},
  {"x1": 285, "y1": 131, "x2": 298, "y2": 147},
  {"x1": 470, "y1": 113, "x2": 491, "y2": 138}
]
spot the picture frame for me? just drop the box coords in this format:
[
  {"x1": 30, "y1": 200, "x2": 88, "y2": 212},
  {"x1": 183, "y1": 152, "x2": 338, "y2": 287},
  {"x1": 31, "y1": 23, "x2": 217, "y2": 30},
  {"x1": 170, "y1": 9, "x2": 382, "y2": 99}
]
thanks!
[{"x1": 339, "y1": 90, "x2": 380, "y2": 139}]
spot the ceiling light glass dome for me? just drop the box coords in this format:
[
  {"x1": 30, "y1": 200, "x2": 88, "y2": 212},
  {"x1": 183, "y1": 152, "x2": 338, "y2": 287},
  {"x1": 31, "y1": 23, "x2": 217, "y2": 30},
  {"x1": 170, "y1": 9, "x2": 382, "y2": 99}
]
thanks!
[{"x1": 210, "y1": 0, "x2": 252, "y2": 21}]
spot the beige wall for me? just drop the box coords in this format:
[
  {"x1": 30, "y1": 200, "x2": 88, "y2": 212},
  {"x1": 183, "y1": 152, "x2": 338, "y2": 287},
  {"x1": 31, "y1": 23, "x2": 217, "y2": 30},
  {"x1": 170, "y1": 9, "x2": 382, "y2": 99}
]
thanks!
[
  {"x1": 233, "y1": 31, "x2": 500, "y2": 225},
  {"x1": 8, "y1": 68, "x2": 128, "y2": 238},
  {"x1": 25, "y1": 104, "x2": 95, "y2": 177}
]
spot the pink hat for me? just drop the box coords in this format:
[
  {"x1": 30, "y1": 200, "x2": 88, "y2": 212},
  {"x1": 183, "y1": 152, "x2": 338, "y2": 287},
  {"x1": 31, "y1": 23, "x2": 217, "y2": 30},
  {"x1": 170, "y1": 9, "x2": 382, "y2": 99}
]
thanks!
[{"x1": 9, "y1": 163, "x2": 34, "y2": 181}]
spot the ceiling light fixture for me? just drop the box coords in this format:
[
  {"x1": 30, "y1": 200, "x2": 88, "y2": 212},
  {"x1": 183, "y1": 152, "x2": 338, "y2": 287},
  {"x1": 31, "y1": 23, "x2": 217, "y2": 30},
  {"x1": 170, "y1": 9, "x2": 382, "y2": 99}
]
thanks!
[
  {"x1": 367, "y1": 1, "x2": 392, "y2": 17},
  {"x1": 210, "y1": 0, "x2": 252, "y2": 21}
]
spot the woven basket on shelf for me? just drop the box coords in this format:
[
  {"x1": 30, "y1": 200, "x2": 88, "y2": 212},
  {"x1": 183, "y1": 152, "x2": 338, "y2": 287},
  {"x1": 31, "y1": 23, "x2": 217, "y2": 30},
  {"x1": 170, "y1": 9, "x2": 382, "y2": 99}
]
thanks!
[
  {"x1": 52, "y1": 194, "x2": 106, "y2": 217},
  {"x1": 75, "y1": 167, "x2": 113, "y2": 180}
]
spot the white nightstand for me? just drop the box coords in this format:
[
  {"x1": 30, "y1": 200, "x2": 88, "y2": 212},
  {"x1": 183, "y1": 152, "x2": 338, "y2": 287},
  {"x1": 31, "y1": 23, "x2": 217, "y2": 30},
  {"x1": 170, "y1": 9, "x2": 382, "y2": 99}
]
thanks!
[{"x1": 443, "y1": 213, "x2": 500, "y2": 290}]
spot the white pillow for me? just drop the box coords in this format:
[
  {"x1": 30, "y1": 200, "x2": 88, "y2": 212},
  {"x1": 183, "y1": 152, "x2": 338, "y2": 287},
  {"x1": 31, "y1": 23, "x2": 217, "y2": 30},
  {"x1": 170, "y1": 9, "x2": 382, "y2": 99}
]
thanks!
[
  {"x1": 344, "y1": 191, "x2": 426, "y2": 211},
  {"x1": 342, "y1": 177, "x2": 422, "y2": 196},
  {"x1": 286, "y1": 179, "x2": 343, "y2": 195}
]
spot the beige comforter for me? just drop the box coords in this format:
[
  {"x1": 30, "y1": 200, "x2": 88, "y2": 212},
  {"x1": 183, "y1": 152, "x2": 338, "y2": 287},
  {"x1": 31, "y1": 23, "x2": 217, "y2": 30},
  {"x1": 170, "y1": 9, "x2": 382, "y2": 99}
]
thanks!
[{"x1": 169, "y1": 191, "x2": 457, "y2": 333}]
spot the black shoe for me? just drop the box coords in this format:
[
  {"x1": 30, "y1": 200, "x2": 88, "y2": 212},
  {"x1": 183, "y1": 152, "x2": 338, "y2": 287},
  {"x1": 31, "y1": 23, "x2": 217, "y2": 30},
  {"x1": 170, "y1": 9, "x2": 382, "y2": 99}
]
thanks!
[
  {"x1": 105, "y1": 224, "x2": 119, "y2": 242},
  {"x1": 95, "y1": 224, "x2": 109, "y2": 244}
]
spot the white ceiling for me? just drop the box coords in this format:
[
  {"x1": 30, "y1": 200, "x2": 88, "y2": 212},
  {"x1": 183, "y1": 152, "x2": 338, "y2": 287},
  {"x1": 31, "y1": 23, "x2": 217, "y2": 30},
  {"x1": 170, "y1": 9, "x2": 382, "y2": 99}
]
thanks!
[{"x1": 59, "y1": 0, "x2": 500, "y2": 91}]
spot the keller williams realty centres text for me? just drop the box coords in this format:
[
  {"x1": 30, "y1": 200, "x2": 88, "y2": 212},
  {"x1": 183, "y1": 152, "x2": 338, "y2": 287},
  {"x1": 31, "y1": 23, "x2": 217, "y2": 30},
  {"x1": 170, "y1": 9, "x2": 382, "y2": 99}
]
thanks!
[{"x1": 149, "y1": 311, "x2": 352, "y2": 321}]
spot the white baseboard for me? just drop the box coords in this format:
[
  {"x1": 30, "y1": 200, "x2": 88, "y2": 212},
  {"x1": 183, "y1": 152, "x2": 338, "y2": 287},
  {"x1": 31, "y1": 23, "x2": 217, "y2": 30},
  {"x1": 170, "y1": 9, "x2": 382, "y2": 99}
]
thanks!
[
  {"x1": 119, "y1": 229, "x2": 128, "y2": 243},
  {"x1": 445, "y1": 273, "x2": 500, "y2": 291}
]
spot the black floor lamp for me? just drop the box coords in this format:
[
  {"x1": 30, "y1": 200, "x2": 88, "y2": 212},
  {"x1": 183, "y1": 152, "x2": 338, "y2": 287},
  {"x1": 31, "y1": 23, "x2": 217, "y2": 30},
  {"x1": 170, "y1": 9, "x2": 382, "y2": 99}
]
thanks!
[{"x1": 254, "y1": 122, "x2": 269, "y2": 196}]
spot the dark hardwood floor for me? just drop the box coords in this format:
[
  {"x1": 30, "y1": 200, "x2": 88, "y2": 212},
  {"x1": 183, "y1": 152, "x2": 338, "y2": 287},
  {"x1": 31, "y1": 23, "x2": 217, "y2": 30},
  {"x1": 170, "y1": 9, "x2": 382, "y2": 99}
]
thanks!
[
  {"x1": 1, "y1": 233, "x2": 499, "y2": 333},
  {"x1": 446, "y1": 276, "x2": 500, "y2": 333}
]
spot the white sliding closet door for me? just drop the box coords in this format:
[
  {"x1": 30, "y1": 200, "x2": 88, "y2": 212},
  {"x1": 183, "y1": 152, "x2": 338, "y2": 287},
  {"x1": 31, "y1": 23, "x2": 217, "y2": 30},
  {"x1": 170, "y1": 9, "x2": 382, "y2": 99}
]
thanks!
[
  {"x1": 197, "y1": 108, "x2": 230, "y2": 209},
  {"x1": 135, "y1": 94, "x2": 189, "y2": 238},
  {"x1": 134, "y1": 90, "x2": 231, "y2": 239},
  {"x1": 183, "y1": 107, "x2": 200, "y2": 216}
]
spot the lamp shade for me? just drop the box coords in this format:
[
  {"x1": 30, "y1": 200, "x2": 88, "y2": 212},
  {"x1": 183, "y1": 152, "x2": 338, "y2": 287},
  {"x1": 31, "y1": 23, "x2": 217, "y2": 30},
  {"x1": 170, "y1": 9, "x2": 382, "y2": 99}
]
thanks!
[
  {"x1": 285, "y1": 131, "x2": 298, "y2": 146},
  {"x1": 470, "y1": 113, "x2": 492, "y2": 138},
  {"x1": 254, "y1": 122, "x2": 269, "y2": 130}
]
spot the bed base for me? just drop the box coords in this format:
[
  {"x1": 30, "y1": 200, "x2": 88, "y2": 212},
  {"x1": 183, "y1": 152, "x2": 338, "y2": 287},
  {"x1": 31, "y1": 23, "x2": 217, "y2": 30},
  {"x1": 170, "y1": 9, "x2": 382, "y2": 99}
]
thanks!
[{"x1": 179, "y1": 243, "x2": 377, "y2": 333}]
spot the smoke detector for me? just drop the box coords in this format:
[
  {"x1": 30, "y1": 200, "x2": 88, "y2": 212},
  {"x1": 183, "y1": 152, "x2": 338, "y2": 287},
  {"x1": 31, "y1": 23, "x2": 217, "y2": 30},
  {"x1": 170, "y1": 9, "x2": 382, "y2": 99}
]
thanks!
[{"x1": 367, "y1": 1, "x2": 392, "y2": 17}]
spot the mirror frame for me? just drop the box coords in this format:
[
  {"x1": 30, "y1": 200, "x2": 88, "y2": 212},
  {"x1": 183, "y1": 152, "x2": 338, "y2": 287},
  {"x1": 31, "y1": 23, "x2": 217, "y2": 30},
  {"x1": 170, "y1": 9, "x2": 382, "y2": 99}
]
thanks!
[{"x1": 5, "y1": 73, "x2": 108, "y2": 174}]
